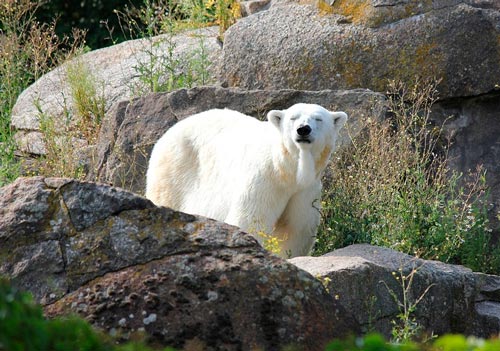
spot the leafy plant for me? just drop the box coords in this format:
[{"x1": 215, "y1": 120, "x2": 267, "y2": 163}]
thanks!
[
  {"x1": 326, "y1": 333, "x2": 500, "y2": 351},
  {"x1": 0, "y1": 277, "x2": 175, "y2": 351},
  {"x1": 0, "y1": 277, "x2": 107, "y2": 351},
  {"x1": 314, "y1": 79, "x2": 500, "y2": 274}
]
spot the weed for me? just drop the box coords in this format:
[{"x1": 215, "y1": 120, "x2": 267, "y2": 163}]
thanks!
[
  {"x1": 314, "y1": 79, "x2": 500, "y2": 274},
  {"x1": 66, "y1": 58, "x2": 105, "y2": 144},
  {"x1": 365, "y1": 295, "x2": 380, "y2": 333},
  {"x1": 0, "y1": 0, "x2": 85, "y2": 185},
  {"x1": 211, "y1": 0, "x2": 241, "y2": 40},
  {"x1": 34, "y1": 57, "x2": 105, "y2": 179},
  {"x1": 315, "y1": 275, "x2": 332, "y2": 293},
  {"x1": 122, "y1": 0, "x2": 241, "y2": 40},
  {"x1": 35, "y1": 100, "x2": 86, "y2": 179},
  {"x1": 381, "y1": 261, "x2": 435, "y2": 343},
  {"x1": 110, "y1": 137, "x2": 151, "y2": 191},
  {"x1": 115, "y1": 0, "x2": 215, "y2": 96}
]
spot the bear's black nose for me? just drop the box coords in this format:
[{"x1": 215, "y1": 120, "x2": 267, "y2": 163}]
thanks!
[{"x1": 297, "y1": 125, "x2": 312, "y2": 136}]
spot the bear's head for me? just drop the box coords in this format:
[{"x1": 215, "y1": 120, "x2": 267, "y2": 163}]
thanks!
[{"x1": 267, "y1": 103, "x2": 348, "y2": 153}]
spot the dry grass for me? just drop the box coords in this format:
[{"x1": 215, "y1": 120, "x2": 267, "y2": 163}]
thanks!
[{"x1": 315, "y1": 79, "x2": 500, "y2": 274}]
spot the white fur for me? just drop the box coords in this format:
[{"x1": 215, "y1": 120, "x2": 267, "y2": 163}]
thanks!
[{"x1": 145, "y1": 103, "x2": 347, "y2": 258}]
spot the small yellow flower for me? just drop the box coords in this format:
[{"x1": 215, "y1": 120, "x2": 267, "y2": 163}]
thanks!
[{"x1": 258, "y1": 231, "x2": 283, "y2": 256}]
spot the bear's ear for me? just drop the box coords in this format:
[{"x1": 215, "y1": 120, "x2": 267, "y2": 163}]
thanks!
[
  {"x1": 267, "y1": 110, "x2": 284, "y2": 129},
  {"x1": 331, "y1": 111, "x2": 348, "y2": 131}
]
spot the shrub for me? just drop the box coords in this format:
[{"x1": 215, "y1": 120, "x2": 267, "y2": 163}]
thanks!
[
  {"x1": 0, "y1": 278, "x2": 108, "y2": 351},
  {"x1": 66, "y1": 58, "x2": 106, "y2": 143},
  {"x1": 314, "y1": 80, "x2": 500, "y2": 274},
  {"x1": 32, "y1": 53, "x2": 104, "y2": 180},
  {"x1": 34, "y1": 0, "x2": 145, "y2": 50}
]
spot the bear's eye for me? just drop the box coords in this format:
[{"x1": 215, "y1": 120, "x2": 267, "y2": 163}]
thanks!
[
  {"x1": 290, "y1": 117, "x2": 299, "y2": 121},
  {"x1": 315, "y1": 118, "x2": 323, "y2": 122}
]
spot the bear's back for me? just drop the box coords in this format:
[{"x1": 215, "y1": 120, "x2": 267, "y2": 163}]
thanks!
[{"x1": 167, "y1": 108, "x2": 277, "y2": 150}]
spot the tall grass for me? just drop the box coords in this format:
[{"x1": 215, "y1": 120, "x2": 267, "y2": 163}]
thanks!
[
  {"x1": 315, "y1": 80, "x2": 500, "y2": 274},
  {"x1": 66, "y1": 59, "x2": 105, "y2": 144},
  {"x1": 34, "y1": 58, "x2": 105, "y2": 179},
  {"x1": 117, "y1": 0, "x2": 240, "y2": 39},
  {"x1": 0, "y1": 0, "x2": 85, "y2": 185},
  {"x1": 1, "y1": 0, "x2": 219, "y2": 184},
  {"x1": 114, "y1": 0, "x2": 215, "y2": 96}
]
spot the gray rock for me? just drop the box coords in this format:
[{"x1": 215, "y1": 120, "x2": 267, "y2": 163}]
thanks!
[
  {"x1": 240, "y1": 0, "x2": 271, "y2": 16},
  {"x1": 311, "y1": 0, "x2": 500, "y2": 28},
  {"x1": 221, "y1": 2, "x2": 500, "y2": 99},
  {"x1": 89, "y1": 86, "x2": 388, "y2": 194},
  {"x1": 473, "y1": 302, "x2": 500, "y2": 337},
  {"x1": 290, "y1": 244, "x2": 500, "y2": 338},
  {"x1": 11, "y1": 27, "x2": 221, "y2": 155},
  {"x1": 0, "y1": 177, "x2": 358, "y2": 349},
  {"x1": 431, "y1": 92, "x2": 500, "y2": 233}
]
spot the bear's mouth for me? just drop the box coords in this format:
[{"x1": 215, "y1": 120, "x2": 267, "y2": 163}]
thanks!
[{"x1": 296, "y1": 137, "x2": 312, "y2": 144}]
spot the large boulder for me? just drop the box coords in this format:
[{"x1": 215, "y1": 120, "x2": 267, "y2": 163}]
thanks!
[
  {"x1": 221, "y1": 0, "x2": 500, "y2": 99},
  {"x1": 291, "y1": 244, "x2": 500, "y2": 338},
  {"x1": 11, "y1": 27, "x2": 221, "y2": 156},
  {"x1": 2, "y1": 177, "x2": 499, "y2": 344},
  {"x1": 89, "y1": 86, "x2": 388, "y2": 194},
  {"x1": 0, "y1": 177, "x2": 358, "y2": 350}
]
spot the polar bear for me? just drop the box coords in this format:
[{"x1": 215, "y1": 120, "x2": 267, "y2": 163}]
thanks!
[{"x1": 145, "y1": 103, "x2": 347, "y2": 258}]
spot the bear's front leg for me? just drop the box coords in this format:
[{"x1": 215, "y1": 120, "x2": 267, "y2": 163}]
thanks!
[
  {"x1": 223, "y1": 187, "x2": 289, "y2": 248},
  {"x1": 273, "y1": 181, "x2": 322, "y2": 258}
]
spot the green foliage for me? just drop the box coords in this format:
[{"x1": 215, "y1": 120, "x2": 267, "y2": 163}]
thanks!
[
  {"x1": 129, "y1": 31, "x2": 212, "y2": 95},
  {"x1": 116, "y1": 0, "x2": 240, "y2": 41},
  {"x1": 0, "y1": 278, "x2": 175, "y2": 351},
  {"x1": 34, "y1": 0, "x2": 145, "y2": 49},
  {"x1": 314, "y1": 80, "x2": 500, "y2": 275},
  {"x1": 326, "y1": 333, "x2": 500, "y2": 351},
  {"x1": 0, "y1": 278, "x2": 107, "y2": 351},
  {"x1": 35, "y1": 100, "x2": 86, "y2": 180},
  {"x1": 327, "y1": 333, "x2": 417, "y2": 351},
  {"x1": 383, "y1": 264, "x2": 436, "y2": 344}
]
